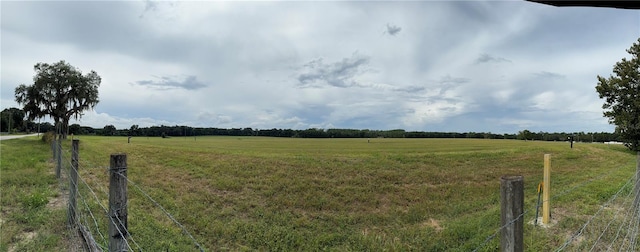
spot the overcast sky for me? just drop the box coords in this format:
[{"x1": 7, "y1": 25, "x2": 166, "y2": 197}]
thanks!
[{"x1": 1, "y1": 1, "x2": 639, "y2": 133}]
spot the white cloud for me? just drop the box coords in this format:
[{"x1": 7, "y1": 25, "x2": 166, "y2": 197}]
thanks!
[{"x1": 2, "y1": 1, "x2": 634, "y2": 133}]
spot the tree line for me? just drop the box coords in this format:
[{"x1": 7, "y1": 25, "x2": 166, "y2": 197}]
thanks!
[
  {"x1": 57, "y1": 123, "x2": 621, "y2": 143},
  {"x1": 0, "y1": 107, "x2": 626, "y2": 142}
]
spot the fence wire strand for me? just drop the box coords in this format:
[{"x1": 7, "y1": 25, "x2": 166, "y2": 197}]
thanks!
[
  {"x1": 589, "y1": 179, "x2": 635, "y2": 251},
  {"x1": 472, "y1": 163, "x2": 635, "y2": 252},
  {"x1": 52, "y1": 137, "x2": 637, "y2": 252},
  {"x1": 57, "y1": 140, "x2": 205, "y2": 251},
  {"x1": 121, "y1": 173, "x2": 206, "y2": 252},
  {"x1": 555, "y1": 174, "x2": 634, "y2": 251}
]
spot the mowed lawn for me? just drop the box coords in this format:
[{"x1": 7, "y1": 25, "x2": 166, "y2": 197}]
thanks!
[{"x1": 3, "y1": 136, "x2": 637, "y2": 251}]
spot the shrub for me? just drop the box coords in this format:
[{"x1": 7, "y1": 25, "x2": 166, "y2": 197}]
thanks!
[
  {"x1": 41, "y1": 131, "x2": 55, "y2": 143},
  {"x1": 21, "y1": 192, "x2": 48, "y2": 210}
]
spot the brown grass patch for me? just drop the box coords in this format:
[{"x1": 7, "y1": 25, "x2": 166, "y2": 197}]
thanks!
[{"x1": 421, "y1": 218, "x2": 444, "y2": 232}]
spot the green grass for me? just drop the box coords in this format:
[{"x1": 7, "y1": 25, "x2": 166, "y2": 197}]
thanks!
[
  {"x1": 2, "y1": 136, "x2": 637, "y2": 251},
  {"x1": 0, "y1": 136, "x2": 68, "y2": 251}
]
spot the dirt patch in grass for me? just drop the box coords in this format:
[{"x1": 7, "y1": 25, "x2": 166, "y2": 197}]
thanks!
[
  {"x1": 46, "y1": 192, "x2": 67, "y2": 210},
  {"x1": 421, "y1": 218, "x2": 443, "y2": 232},
  {"x1": 8, "y1": 231, "x2": 37, "y2": 252}
]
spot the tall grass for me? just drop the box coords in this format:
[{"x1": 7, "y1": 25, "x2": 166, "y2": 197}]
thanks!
[
  {"x1": 0, "y1": 136, "x2": 68, "y2": 251},
  {"x1": 3, "y1": 136, "x2": 637, "y2": 251}
]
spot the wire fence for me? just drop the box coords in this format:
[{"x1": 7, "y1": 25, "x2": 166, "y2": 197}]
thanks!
[
  {"x1": 55, "y1": 138, "x2": 205, "y2": 251},
  {"x1": 50, "y1": 136, "x2": 639, "y2": 251},
  {"x1": 471, "y1": 156, "x2": 640, "y2": 252}
]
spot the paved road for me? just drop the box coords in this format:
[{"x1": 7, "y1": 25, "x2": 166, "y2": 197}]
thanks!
[{"x1": 0, "y1": 133, "x2": 39, "y2": 141}]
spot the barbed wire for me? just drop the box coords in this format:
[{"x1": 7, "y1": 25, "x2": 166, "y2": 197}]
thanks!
[
  {"x1": 51, "y1": 138, "x2": 636, "y2": 252},
  {"x1": 588, "y1": 179, "x2": 635, "y2": 251},
  {"x1": 59, "y1": 143, "x2": 109, "y2": 250},
  {"x1": 620, "y1": 203, "x2": 640, "y2": 251},
  {"x1": 107, "y1": 211, "x2": 135, "y2": 252},
  {"x1": 63, "y1": 144, "x2": 138, "y2": 251},
  {"x1": 121, "y1": 172, "x2": 206, "y2": 252},
  {"x1": 55, "y1": 141, "x2": 204, "y2": 251},
  {"x1": 113, "y1": 212, "x2": 143, "y2": 252},
  {"x1": 76, "y1": 178, "x2": 109, "y2": 251},
  {"x1": 555, "y1": 174, "x2": 634, "y2": 251},
  {"x1": 472, "y1": 163, "x2": 634, "y2": 252}
]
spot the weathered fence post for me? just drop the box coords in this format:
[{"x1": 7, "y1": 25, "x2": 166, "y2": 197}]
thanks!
[
  {"x1": 634, "y1": 152, "x2": 640, "y2": 208},
  {"x1": 68, "y1": 139, "x2": 79, "y2": 226},
  {"x1": 500, "y1": 175, "x2": 524, "y2": 252},
  {"x1": 56, "y1": 137, "x2": 62, "y2": 179},
  {"x1": 51, "y1": 138, "x2": 55, "y2": 159},
  {"x1": 543, "y1": 154, "x2": 551, "y2": 224},
  {"x1": 109, "y1": 153, "x2": 128, "y2": 252}
]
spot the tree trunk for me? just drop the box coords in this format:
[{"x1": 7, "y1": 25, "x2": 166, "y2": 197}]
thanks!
[
  {"x1": 54, "y1": 119, "x2": 68, "y2": 140},
  {"x1": 62, "y1": 118, "x2": 69, "y2": 139}
]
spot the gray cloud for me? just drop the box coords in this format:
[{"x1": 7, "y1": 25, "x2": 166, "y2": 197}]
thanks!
[
  {"x1": 534, "y1": 71, "x2": 565, "y2": 79},
  {"x1": 297, "y1": 53, "x2": 370, "y2": 88},
  {"x1": 2, "y1": 1, "x2": 633, "y2": 133},
  {"x1": 394, "y1": 85, "x2": 427, "y2": 93},
  {"x1": 439, "y1": 75, "x2": 469, "y2": 85},
  {"x1": 475, "y1": 53, "x2": 511, "y2": 64},
  {"x1": 437, "y1": 75, "x2": 469, "y2": 96},
  {"x1": 138, "y1": 0, "x2": 158, "y2": 18},
  {"x1": 143, "y1": 0, "x2": 158, "y2": 12},
  {"x1": 386, "y1": 23, "x2": 402, "y2": 36},
  {"x1": 134, "y1": 75, "x2": 207, "y2": 90}
]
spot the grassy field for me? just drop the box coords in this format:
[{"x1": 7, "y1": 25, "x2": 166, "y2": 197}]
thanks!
[
  {"x1": 0, "y1": 135, "x2": 71, "y2": 251},
  {"x1": 1, "y1": 136, "x2": 637, "y2": 251}
]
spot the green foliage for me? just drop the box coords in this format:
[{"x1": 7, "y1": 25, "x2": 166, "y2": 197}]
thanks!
[
  {"x1": 14, "y1": 60, "x2": 100, "y2": 139},
  {"x1": 596, "y1": 38, "x2": 640, "y2": 151},
  {"x1": 102, "y1": 124, "x2": 116, "y2": 136},
  {"x1": 0, "y1": 107, "x2": 26, "y2": 132},
  {"x1": 518, "y1": 129, "x2": 533, "y2": 140},
  {"x1": 68, "y1": 123, "x2": 82, "y2": 135},
  {"x1": 21, "y1": 191, "x2": 49, "y2": 210},
  {"x1": 41, "y1": 131, "x2": 55, "y2": 143}
]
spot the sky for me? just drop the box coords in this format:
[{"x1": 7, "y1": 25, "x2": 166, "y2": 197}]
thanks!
[{"x1": 1, "y1": 1, "x2": 639, "y2": 133}]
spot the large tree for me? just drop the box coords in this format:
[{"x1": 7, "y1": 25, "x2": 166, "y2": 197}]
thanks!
[
  {"x1": 596, "y1": 38, "x2": 640, "y2": 151},
  {"x1": 15, "y1": 60, "x2": 100, "y2": 139}
]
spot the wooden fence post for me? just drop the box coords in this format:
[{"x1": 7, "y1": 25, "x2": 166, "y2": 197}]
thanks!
[
  {"x1": 634, "y1": 152, "x2": 640, "y2": 209},
  {"x1": 543, "y1": 154, "x2": 551, "y2": 224},
  {"x1": 501, "y1": 175, "x2": 524, "y2": 252},
  {"x1": 56, "y1": 137, "x2": 62, "y2": 179},
  {"x1": 51, "y1": 139, "x2": 55, "y2": 159},
  {"x1": 109, "y1": 154, "x2": 128, "y2": 252},
  {"x1": 68, "y1": 139, "x2": 79, "y2": 226}
]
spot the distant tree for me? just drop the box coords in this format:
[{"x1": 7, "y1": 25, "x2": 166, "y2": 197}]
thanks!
[
  {"x1": 80, "y1": 126, "x2": 95, "y2": 135},
  {"x1": 129, "y1": 124, "x2": 140, "y2": 136},
  {"x1": 596, "y1": 38, "x2": 640, "y2": 151},
  {"x1": 0, "y1": 107, "x2": 25, "y2": 132},
  {"x1": 37, "y1": 122, "x2": 55, "y2": 133},
  {"x1": 518, "y1": 129, "x2": 532, "y2": 140},
  {"x1": 15, "y1": 60, "x2": 100, "y2": 139},
  {"x1": 68, "y1": 124, "x2": 82, "y2": 135},
  {"x1": 103, "y1": 124, "x2": 116, "y2": 136}
]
